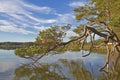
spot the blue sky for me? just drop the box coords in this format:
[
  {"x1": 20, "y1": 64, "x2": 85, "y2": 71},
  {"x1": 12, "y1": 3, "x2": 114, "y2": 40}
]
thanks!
[{"x1": 0, "y1": 0, "x2": 88, "y2": 42}]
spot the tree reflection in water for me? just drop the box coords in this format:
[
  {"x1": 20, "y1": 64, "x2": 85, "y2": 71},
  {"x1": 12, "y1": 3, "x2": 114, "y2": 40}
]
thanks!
[
  {"x1": 14, "y1": 59, "x2": 94, "y2": 80},
  {"x1": 14, "y1": 59, "x2": 120, "y2": 80},
  {"x1": 14, "y1": 63, "x2": 67, "y2": 80}
]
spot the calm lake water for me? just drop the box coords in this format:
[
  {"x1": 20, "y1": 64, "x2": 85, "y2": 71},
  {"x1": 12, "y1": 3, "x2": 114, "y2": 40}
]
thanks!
[{"x1": 0, "y1": 49, "x2": 106, "y2": 80}]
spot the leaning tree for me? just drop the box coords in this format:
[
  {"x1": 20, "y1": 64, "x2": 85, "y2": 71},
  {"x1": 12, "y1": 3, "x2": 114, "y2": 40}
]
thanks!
[
  {"x1": 15, "y1": 0, "x2": 120, "y2": 71},
  {"x1": 73, "y1": 0, "x2": 120, "y2": 70}
]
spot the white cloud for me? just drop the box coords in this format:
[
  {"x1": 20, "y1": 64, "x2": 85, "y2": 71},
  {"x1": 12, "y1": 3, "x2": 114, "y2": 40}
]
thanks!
[
  {"x1": 9, "y1": 14, "x2": 28, "y2": 23},
  {"x1": 21, "y1": 2, "x2": 52, "y2": 14},
  {"x1": 34, "y1": 25, "x2": 50, "y2": 31},
  {"x1": 69, "y1": 1, "x2": 86, "y2": 7},
  {"x1": 0, "y1": 25, "x2": 34, "y2": 34},
  {"x1": 63, "y1": 30, "x2": 78, "y2": 42},
  {"x1": 0, "y1": 0, "x2": 56, "y2": 34},
  {"x1": 0, "y1": 0, "x2": 78, "y2": 35},
  {"x1": 0, "y1": 0, "x2": 55, "y2": 24},
  {"x1": 24, "y1": 13, "x2": 57, "y2": 24},
  {"x1": 66, "y1": 30, "x2": 78, "y2": 37},
  {"x1": 0, "y1": 20, "x2": 34, "y2": 34},
  {"x1": 0, "y1": 0, "x2": 52, "y2": 14},
  {"x1": 55, "y1": 13, "x2": 75, "y2": 24}
]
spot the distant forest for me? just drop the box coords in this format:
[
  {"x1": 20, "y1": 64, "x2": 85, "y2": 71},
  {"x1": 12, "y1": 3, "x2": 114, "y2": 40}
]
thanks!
[{"x1": 0, "y1": 42, "x2": 35, "y2": 50}]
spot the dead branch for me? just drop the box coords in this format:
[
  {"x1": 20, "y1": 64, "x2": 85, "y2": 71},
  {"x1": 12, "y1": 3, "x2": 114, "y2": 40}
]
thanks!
[{"x1": 82, "y1": 22, "x2": 120, "y2": 71}]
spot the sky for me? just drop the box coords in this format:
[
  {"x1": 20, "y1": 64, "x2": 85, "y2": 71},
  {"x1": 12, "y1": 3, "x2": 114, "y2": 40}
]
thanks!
[{"x1": 0, "y1": 0, "x2": 88, "y2": 42}]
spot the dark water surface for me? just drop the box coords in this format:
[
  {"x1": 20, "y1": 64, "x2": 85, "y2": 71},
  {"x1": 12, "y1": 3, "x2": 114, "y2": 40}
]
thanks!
[{"x1": 0, "y1": 49, "x2": 106, "y2": 80}]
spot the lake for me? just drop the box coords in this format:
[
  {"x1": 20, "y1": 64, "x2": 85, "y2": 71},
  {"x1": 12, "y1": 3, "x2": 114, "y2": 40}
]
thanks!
[{"x1": 0, "y1": 49, "x2": 106, "y2": 80}]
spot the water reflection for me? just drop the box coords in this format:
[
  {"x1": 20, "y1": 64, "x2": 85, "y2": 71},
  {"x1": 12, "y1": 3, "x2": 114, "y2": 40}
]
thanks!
[
  {"x1": 0, "y1": 50, "x2": 106, "y2": 80},
  {"x1": 0, "y1": 50, "x2": 28, "y2": 80},
  {"x1": 14, "y1": 63, "x2": 67, "y2": 80},
  {"x1": 14, "y1": 60, "x2": 96, "y2": 80}
]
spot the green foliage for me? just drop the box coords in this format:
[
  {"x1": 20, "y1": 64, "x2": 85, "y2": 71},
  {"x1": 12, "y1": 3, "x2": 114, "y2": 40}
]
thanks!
[
  {"x1": 40, "y1": 25, "x2": 69, "y2": 44},
  {"x1": 56, "y1": 41, "x2": 81, "y2": 52},
  {"x1": 36, "y1": 24, "x2": 71, "y2": 47},
  {"x1": 74, "y1": 0, "x2": 120, "y2": 28},
  {"x1": 15, "y1": 48, "x2": 27, "y2": 57},
  {"x1": 14, "y1": 24, "x2": 71, "y2": 58},
  {"x1": 15, "y1": 45, "x2": 49, "y2": 58},
  {"x1": 73, "y1": 25, "x2": 84, "y2": 36},
  {"x1": 74, "y1": 4, "x2": 97, "y2": 21}
]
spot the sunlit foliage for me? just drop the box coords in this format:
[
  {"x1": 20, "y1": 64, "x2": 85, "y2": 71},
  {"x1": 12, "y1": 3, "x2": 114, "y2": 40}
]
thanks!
[{"x1": 14, "y1": 24, "x2": 71, "y2": 58}]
